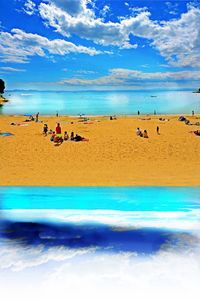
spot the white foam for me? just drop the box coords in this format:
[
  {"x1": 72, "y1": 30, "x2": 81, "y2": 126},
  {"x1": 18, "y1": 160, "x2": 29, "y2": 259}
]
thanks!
[
  {"x1": 0, "y1": 239, "x2": 200, "y2": 300},
  {"x1": 2, "y1": 209, "x2": 200, "y2": 230}
]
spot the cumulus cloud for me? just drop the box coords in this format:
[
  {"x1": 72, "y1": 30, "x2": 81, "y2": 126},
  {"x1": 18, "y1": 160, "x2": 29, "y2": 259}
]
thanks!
[
  {"x1": 37, "y1": 1, "x2": 200, "y2": 67},
  {"x1": 49, "y1": 0, "x2": 90, "y2": 16},
  {"x1": 38, "y1": 1, "x2": 132, "y2": 47},
  {"x1": 0, "y1": 28, "x2": 102, "y2": 63},
  {"x1": 58, "y1": 68, "x2": 200, "y2": 86}
]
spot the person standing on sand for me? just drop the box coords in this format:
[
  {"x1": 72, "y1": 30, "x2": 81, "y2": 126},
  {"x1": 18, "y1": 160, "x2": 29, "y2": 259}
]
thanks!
[
  {"x1": 43, "y1": 124, "x2": 48, "y2": 136},
  {"x1": 138, "y1": 110, "x2": 140, "y2": 116},
  {"x1": 36, "y1": 112, "x2": 39, "y2": 122},
  {"x1": 156, "y1": 126, "x2": 160, "y2": 135},
  {"x1": 192, "y1": 110, "x2": 194, "y2": 116},
  {"x1": 56, "y1": 123, "x2": 62, "y2": 136}
]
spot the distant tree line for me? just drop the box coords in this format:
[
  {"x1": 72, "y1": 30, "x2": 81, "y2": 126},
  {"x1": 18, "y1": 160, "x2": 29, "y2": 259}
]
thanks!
[{"x1": 0, "y1": 79, "x2": 5, "y2": 94}]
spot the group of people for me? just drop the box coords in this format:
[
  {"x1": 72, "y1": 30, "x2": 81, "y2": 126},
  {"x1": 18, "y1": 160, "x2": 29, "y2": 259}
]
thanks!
[
  {"x1": 43, "y1": 123, "x2": 89, "y2": 144},
  {"x1": 136, "y1": 128, "x2": 148, "y2": 138},
  {"x1": 136, "y1": 126, "x2": 160, "y2": 138}
]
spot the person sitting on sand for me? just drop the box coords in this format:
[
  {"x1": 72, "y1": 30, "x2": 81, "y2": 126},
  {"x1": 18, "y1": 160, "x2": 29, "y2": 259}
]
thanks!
[
  {"x1": 54, "y1": 135, "x2": 63, "y2": 144},
  {"x1": 43, "y1": 124, "x2": 48, "y2": 136},
  {"x1": 136, "y1": 128, "x2": 143, "y2": 137},
  {"x1": 143, "y1": 130, "x2": 148, "y2": 138},
  {"x1": 64, "y1": 131, "x2": 69, "y2": 141},
  {"x1": 50, "y1": 131, "x2": 56, "y2": 141},
  {"x1": 70, "y1": 132, "x2": 74, "y2": 140},
  {"x1": 193, "y1": 130, "x2": 200, "y2": 136},
  {"x1": 74, "y1": 134, "x2": 89, "y2": 142},
  {"x1": 159, "y1": 118, "x2": 169, "y2": 122},
  {"x1": 185, "y1": 119, "x2": 190, "y2": 125}
]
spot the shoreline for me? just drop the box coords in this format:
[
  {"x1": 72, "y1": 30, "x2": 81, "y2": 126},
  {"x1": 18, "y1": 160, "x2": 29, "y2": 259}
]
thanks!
[
  {"x1": 0, "y1": 114, "x2": 200, "y2": 186},
  {"x1": 0, "y1": 112, "x2": 199, "y2": 117}
]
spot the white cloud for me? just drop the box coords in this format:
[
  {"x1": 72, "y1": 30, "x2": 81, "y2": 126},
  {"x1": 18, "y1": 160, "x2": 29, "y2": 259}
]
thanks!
[
  {"x1": 58, "y1": 68, "x2": 200, "y2": 86},
  {"x1": 37, "y1": 2, "x2": 200, "y2": 67},
  {"x1": 38, "y1": 1, "x2": 132, "y2": 48},
  {"x1": 49, "y1": 0, "x2": 91, "y2": 16},
  {"x1": 0, "y1": 67, "x2": 26, "y2": 72},
  {"x1": 120, "y1": 42, "x2": 138, "y2": 49},
  {"x1": 100, "y1": 5, "x2": 110, "y2": 19},
  {"x1": 0, "y1": 28, "x2": 102, "y2": 63},
  {"x1": 23, "y1": 0, "x2": 37, "y2": 16}
]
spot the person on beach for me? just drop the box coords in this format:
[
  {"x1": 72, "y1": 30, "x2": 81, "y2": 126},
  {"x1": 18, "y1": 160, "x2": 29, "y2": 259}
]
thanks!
[
  {"x1": 138, "y1": 110, "x2": 140, "y2": 116},
  {"x1": 35, "y1": 112, "x2": 39, "y2": 122},
  {"x1": 54, "y1": 135, "x2": 63, "y2": 144},
  {"x1": 154, "y1": 110, "x2": 156, "y2": 115},
  {"x1": 143, "y1": 130, "x2": 148, "y2": 138},
  {"x1": 50, "y1": 131, "x2": 56, "y2": 141},
  {"x1": 136, "y1": 128, "x2": 143, "y2": 137},
  {"x1": 192, "y1": 110, "x2": 194, "y2": 116},
  {"x1": 156, "y1": 126, "x2": 160, "y2": 135},
  {"x1": 56, "y1": 123, "x2": 61, "y2": 136},
  {"x1": 74, "y1": 134, "x2": 89, "y2": 142},
  {"x1": 190, "y1": 130, "x2": 200, "y2": 136},
  {"x1": 64, "y1": 131, "x2": 69, "y2": 141},
  {"x1": 70, "y1": 132, "x2": 74, "y2": 140},
  {"x1": 43, "y1": 124, "x2": 48, "y2": 136}
]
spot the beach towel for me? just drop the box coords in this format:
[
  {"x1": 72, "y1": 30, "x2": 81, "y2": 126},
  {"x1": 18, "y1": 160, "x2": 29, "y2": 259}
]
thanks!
[{"x1": 0, "y1": 132, "x2": 14, "y2": 137}]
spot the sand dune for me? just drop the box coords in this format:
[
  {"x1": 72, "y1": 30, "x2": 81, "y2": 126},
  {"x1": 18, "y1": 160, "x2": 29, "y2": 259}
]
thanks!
[{"x1": 0, "y1": 115, "x2": 200, "y2": 186}]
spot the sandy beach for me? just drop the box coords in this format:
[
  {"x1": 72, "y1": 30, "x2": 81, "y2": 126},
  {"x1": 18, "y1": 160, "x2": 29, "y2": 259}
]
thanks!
[{"x1": 0, "y1": 114, "x2": 200, "y2": 186}]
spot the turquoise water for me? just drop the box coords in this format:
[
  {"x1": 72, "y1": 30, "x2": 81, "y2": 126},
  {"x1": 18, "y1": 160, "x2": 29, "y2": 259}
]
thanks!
[
  {"x1": 1, "y1": 90, "x2": 200, "y2": 115},
  {"x1": 1, "y1": 186, "x2": 200, "y2": 211},
  {"x1": 1, "y1": 187, "x2": 200, "y2": 231}
]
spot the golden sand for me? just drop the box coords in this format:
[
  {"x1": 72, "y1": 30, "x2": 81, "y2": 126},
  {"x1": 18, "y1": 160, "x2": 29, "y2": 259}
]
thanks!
[{"x1": 0, "y1": 115, "x2": 200, "y2": 186}]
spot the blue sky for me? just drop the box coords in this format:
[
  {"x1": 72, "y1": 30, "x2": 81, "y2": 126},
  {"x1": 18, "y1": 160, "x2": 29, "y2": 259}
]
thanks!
[{"x1": 0, "y1": 0, "x2": 200, "y2": 90}]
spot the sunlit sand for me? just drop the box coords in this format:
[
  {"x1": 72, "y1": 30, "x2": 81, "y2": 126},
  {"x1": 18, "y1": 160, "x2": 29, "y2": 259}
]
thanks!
[{"x1": 0, "y1": 114, "x2": 200, "y2": 186}]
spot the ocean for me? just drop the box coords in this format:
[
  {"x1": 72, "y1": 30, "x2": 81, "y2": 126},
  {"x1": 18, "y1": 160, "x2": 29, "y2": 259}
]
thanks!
[
  {"x1": 1, "y1": 89, "x2": 200, "y2": 115},
  {"x1": 0, "y1": 187, "x2": 200, "y2": 299}
]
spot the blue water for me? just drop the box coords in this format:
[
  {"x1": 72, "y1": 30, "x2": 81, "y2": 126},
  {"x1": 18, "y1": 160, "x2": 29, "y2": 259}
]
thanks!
[
  {"x1": 0, "y1": 187, "x2": 199, "y2": 238},
  {"x1": 1, "y1": 90, "x2": 200, "y2": 115}
]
